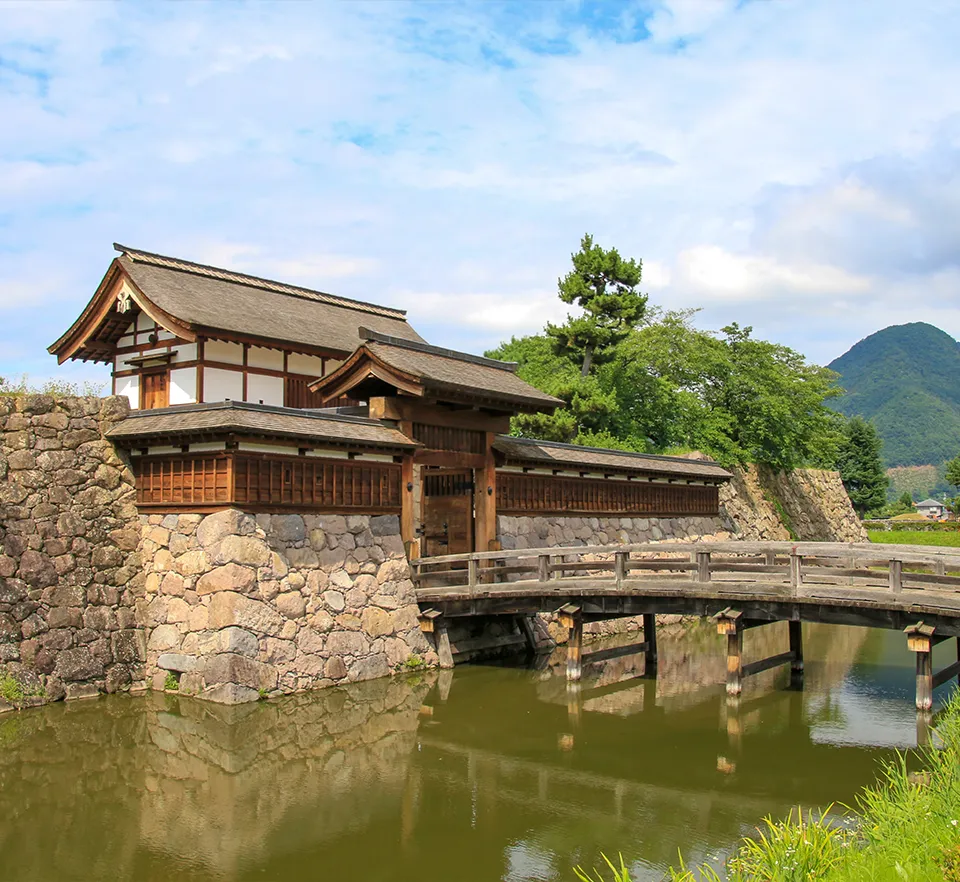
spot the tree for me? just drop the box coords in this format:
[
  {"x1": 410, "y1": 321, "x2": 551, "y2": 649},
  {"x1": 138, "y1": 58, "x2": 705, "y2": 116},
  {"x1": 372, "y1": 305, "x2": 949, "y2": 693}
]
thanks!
[
  {"x1": 946, "y1": 454, "x2": 960, "y2": 491},
  {"x1": 836, "y1": 417, "x2": 889, "y2": 517},
  {"x1": 546, "y1": 234, "x2": 647, "y2": 377}
]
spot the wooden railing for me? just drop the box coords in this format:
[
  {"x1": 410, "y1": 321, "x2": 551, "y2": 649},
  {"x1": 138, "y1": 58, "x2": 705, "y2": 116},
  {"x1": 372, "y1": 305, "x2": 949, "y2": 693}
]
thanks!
[{"x1": 412, "y1": 540, "x2": 960, "y2": 599}]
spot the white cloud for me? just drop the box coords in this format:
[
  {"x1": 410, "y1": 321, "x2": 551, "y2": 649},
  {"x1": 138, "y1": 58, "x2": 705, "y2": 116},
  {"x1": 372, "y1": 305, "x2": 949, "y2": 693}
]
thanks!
[{"x1": 1, "y1": 0, "x2": 960, "y2": 388}]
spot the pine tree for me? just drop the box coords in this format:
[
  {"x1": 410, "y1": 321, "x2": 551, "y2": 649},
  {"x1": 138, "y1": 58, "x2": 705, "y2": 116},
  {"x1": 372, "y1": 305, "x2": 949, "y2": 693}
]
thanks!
[
  {"x1": 546, "y1": 234, "x2": 647, "y2": 377},
  {"x1": 836, "y1": 417, "x2": 888, "y2": 517}
]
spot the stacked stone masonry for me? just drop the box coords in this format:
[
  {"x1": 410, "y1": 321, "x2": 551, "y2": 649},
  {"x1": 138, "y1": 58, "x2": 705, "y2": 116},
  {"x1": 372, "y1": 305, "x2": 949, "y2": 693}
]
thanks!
[
  {"x1": 0, "y1": 395, "x2": 146, "y2": 703},
  {"x1": 140, "y1": 509, "x2": 435, "y2": 704}
]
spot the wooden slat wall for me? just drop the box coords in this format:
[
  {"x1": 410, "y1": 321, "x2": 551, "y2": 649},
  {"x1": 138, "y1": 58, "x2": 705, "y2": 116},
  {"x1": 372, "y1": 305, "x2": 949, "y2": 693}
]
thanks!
[
  {"x1": 496, "y1": 472, "x2": 720, "y2": 517},
  {"x1": 133, "y1": 452, "x2": 401, "y2": 513},
  {"x1": 284, "y1": 377, "x2": 358, "y2": 409},
  {"x1": 232, "y1": 454, "x2": 401, "y2": 512},
  {"x1": 134, "y1": 454, "x2": 231, "y2": 507},
  {"x1": 412, "y1": 423, "x2": 486, "y2": 454}
]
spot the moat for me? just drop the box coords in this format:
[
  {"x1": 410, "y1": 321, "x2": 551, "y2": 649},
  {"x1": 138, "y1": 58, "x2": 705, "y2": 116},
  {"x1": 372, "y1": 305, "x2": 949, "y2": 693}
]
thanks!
[{"x1": 0, "y1": 622, "x2": 948, "y2": 882}]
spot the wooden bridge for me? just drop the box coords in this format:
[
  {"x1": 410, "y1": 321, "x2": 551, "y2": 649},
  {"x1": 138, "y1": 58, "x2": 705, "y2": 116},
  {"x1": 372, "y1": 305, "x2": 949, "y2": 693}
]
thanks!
[{"x1": 413, "y1": 541, "x2": 960, "y2": 712}]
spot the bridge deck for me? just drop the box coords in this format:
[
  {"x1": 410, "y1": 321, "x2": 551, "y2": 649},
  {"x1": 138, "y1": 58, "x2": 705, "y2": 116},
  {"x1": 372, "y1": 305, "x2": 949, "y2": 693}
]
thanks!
[{"x1": 412, "y1": 541, "x2": 960, "y2": 710}]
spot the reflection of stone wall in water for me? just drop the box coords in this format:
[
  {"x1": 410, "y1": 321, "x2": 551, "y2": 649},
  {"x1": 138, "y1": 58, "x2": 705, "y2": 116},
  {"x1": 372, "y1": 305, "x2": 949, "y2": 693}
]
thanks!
[
  {"x1": 0, "y1": 395, "x2": 147, "y2": 704},
  {"x1": 139, "y1": 676, "x2": 431, "y2": 872},
  {"x1": 0, "y1": 675, "x2": 433, "y2": 877},
  {"x1": 139, "y1": 510, "x2": 435, "y2": 703}
]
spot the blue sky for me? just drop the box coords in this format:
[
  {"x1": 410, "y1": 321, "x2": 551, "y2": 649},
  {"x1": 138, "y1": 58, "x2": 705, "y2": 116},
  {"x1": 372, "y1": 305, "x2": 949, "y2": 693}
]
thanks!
[{"x1": 2, "y1": 0, "x2": 960, "y2": 388}]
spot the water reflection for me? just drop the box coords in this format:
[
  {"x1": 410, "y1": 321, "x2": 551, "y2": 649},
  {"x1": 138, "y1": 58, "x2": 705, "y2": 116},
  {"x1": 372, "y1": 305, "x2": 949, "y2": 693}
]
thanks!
[{"x1": 0, "y1": 623, "x2": 950, "y2": 882}]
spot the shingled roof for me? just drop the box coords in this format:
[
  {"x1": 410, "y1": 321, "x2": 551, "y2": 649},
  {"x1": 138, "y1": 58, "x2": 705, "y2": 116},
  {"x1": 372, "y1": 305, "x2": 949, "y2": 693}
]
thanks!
[
  {"x1": 310, "y1": 330, "x2": 563, "y2": 414},
  {"x1": 107, "y1": 401, "x2": 418, "y2": 450},
  {"x1": 49, "y1": 244, "x2": 423, "y2": 363},
  {"x1": 493, "y1": 436, "x2": 732, "y2": 481}
]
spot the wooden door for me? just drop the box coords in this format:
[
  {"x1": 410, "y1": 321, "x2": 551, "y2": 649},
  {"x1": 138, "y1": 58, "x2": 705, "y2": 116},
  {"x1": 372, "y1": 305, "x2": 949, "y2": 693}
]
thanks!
[
  {"x1": 422, "y1": 469, "x2": 474, "y2": 558},
  {"x1": 142, "y1": 372, "x2": 168, "y2": 410}
]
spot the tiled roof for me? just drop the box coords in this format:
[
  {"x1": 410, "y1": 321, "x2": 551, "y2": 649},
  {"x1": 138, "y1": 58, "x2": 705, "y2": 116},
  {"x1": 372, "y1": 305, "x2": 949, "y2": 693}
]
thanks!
[
  {"x1": 115, "y1": 245, "x2": 423, "y2": 356},
  {"x1": 493, "y1": 436, "x2": 732, "y2": 480},
  {"x1": 329, "y1": 331, "x2": 563, "y2": 411},
  {"x1": 107, "y1": 401, "x2": 418, "y2": 450}
]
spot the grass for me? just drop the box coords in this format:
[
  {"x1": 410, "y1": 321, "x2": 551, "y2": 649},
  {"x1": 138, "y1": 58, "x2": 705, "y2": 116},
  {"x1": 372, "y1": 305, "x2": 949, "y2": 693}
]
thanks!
[
  {"x1": 869, "y1": 529, "x2": 960, "y2": 548},
  {"x1": 578, "y1": 690, "x2": 960, "y2": 881}
]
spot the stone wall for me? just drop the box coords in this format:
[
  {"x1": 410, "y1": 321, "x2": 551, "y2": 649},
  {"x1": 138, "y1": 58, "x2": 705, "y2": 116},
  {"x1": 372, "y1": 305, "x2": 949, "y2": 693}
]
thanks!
[
  {"x1": 140, "y1": 509, "x2": 434, "y2": 704},
  {"x1": 0, "y1": 395, "x2": 146, "y2": 704},
  {"x1": 497, "y1": 462, "x2": 865, "y2": 550}
]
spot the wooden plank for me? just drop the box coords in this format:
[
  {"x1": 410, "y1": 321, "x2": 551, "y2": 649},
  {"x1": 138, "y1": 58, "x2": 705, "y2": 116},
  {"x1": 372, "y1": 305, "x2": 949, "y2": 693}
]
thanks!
[
  {"x1": 932, "y1": 658, "x2": 960, "y2": 690},
  {"x1": 582, "y1": 641, "x2": 650, "y2": 665}
]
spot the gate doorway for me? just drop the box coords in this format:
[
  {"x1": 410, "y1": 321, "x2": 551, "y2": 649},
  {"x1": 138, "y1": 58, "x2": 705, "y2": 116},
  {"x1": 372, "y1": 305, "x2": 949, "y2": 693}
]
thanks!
[{"x1": 421, "y1": 469, "x2": 475, "y2": 558}]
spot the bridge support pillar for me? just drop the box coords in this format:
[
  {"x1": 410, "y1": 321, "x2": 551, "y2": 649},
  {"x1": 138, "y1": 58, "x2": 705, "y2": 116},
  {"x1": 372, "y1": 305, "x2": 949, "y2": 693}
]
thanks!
[
  {"x1": 906, "y1": 622, "x2": 936, "y2": 712},
  {"x1": 789, "y1": 620, "x2": 804, "y2": 679},
  {"x1": 559, "y1": 604, "x2": 583, "y2": 682},
  {"x1": 715, "y1": 610, "x2": 743, "y2": 697},
  {"x1": 643, "y1": 613, "x2": 658, "y2": 676}
]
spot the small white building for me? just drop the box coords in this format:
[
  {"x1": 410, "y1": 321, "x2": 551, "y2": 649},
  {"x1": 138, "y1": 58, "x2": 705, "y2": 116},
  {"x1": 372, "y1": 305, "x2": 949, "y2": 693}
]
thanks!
[{"x1": 916, "y1": 498, "x2": 946, "y2": 519}]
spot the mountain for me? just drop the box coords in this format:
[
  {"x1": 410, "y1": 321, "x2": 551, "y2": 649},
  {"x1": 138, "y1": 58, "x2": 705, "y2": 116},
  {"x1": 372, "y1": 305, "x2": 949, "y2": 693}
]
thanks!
[{"x1": 828, "y1": 322, "x2": 960, "y2": 468}]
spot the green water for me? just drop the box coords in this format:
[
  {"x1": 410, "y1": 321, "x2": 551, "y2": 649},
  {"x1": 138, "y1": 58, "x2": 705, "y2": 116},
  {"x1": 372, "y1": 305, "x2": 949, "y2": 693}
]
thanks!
[{"x1": 0, "y1": 622, "x2": 950, "y2": 881}]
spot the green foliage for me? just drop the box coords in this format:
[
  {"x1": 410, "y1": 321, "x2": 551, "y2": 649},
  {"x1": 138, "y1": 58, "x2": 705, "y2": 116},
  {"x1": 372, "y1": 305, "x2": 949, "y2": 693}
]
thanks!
[
  {"x1": 946, "y1": 455, "x2": 960, "y2": 491},
  {"x1": 163, "y1": 672, "x2": 179, "y2": 692},
  {"x1": 0, "y1": 373, "x2": 106, "y2": 398},
  {"x1": 829, "y1": 322, "x2": 960, "y2": 468},
  {"x1": 491, "y1": 305, "x2": 843, "y2": 470},
  {"x1": 547, "y1": 234, "x2": 646, "y2": 378},
  {"x1": 402, "y1": 654, "x2": 425, "y2": 670},
  {"x1": 574, "y1": 852, "x2": 632, "y2": 882},
  {"x1": 0, "y1": 674, "x2": 44, "y2": 708},
  {"x1": 836, "y1": 417, "x2": 888, "y2": 517},
  {"x1": 886, "y1": 464, "x2": 953, "y2": 505}
]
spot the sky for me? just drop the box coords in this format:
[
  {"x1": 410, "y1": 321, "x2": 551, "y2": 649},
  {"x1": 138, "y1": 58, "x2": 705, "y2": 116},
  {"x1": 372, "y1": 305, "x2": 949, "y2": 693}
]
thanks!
[{"x1": 2, "y1": 0, "x2": 960, "y2": 388}]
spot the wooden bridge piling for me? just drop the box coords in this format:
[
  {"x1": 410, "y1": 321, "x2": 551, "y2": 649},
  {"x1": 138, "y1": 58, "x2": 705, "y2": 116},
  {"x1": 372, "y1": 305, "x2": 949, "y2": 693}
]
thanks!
[{"x1": 559, "y1": 604, "x2": 583, "y2": 681}]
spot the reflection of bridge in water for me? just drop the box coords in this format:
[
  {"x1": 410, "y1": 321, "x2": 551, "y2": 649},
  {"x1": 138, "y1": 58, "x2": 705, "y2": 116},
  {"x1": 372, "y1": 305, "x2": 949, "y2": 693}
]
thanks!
[{"x1": 415, "y1": 540, "x2": 960, "y2": 716}]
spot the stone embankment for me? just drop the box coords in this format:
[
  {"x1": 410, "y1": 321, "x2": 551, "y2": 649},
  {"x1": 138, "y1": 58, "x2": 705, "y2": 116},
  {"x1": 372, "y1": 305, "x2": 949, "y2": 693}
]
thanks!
[
  {"x1": 0, "y1": 395, "x2": 145, "y2": 704},
  {"x1": 140, "y1": 510, "x2": 434, "y2": 704}
]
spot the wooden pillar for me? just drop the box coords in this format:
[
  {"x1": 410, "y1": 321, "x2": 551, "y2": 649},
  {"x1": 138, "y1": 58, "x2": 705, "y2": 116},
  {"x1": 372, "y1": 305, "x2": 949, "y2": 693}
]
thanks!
[
  {"x1": 614, "y1": 551, "x2": 629, "y2": 585},
  {"x1": 696, "y1": 550, "x2": 711, "y2": 583},
  {"x1": 906, "y1": 622, "x2": 935, "y2": 712},
  {"x1": 789, "y1": 620, "x2": 804, "y2": 675},
  {"x1": 789, "y1": 551, "x2": 803, "y2": 591},
  {"x1": 715, "y1": 609, "x2": 743, "y2": 697},
  {"x1": 538, "y1": 554, "x2": 551, "y2": 582},
  {"x1": 889, "y1": 558, "x2": 903, "y2": 594},
  {"x1": 400, "y1": 451, "x2": 415, "y2": 550},
  {"x1": 559, "y1": 604, "x2": 582, "y2": 682},
  {"x1": 516, "y1": 615, "x2": 538, "y2": 653},
  {"x1": 643, "y1": 613, "x2": 658, "y2": 675},
  {"x1": 419, "y1": 609, "x2": 454, "y2": 670},
  {"x1": 474, "y1": 431, "x2": 498, "y2": 554}
]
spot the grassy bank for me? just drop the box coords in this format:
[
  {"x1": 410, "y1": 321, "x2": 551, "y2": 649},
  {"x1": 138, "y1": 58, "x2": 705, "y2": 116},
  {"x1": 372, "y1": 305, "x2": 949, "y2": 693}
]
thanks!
[
  {"x1": 577, "y1": 692, "x2": 960, "y2": 881},
  {"x1": 868, "y1": 529, "x2": 960, "y2": 548}
]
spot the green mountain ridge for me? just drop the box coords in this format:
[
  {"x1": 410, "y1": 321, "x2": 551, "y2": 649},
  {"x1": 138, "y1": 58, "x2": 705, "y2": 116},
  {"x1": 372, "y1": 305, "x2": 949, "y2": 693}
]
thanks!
[{"x1": 828, "y1": 322, "x2": 960, "y2": 468}]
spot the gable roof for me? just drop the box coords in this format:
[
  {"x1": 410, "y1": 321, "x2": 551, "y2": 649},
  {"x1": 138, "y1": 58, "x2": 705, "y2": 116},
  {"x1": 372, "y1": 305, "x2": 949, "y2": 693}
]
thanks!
[
  {"x1": 309, "y1": 330, "x2": 563, "y2": 414},
  {"x1": 493, "y1": 435, "x2": 732, "y2": 481},
  {"x1": 49, "y1": 244, "x2": 423, "y2": 363},
  {"x1": 917, "y1": 498, "x2": 944, "y2": 508},
  {"x1": 106, "y1": 400, "x2": 418, "y2": 451}
]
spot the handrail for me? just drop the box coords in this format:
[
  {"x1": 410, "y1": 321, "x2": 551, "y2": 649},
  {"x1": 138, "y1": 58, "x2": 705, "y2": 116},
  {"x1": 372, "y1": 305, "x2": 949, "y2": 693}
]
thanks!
[
  {"x1": 411, "y1": 540, "x2": 960, "y2": 599},
  {"x1": 412, "y1": 540, "x2": 960, "y2": 568}
]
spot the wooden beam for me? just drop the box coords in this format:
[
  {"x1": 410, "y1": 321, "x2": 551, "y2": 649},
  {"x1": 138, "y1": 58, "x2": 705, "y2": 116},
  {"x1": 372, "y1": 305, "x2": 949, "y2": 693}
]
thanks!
[
  {"x1": 400, "y1": 447, "x2": 415, "y2": 548},
  {"x1": 643, "y1": 613, "x2": 658, "y2": 674},
  {"x1": 789, "y1": 620, "x2": 804, "y2": 675},
  {"x1": 742, "y1": 650, "x2": 795, "y2": 679}
]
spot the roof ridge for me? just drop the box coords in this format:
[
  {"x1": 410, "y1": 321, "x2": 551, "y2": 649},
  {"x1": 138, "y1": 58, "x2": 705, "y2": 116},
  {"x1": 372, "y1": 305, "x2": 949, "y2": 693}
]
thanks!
[
  {"x1": 359, "y1": 328, "x2": 519, "y2": 372},
  {"x1": 118, "y1": 399, "x2": 390, "y2": 428},
  {"x1": 496, "y1": 435, "x2": 724, "y2": 466},
  {"x1": 114, "y1": 243, "x2": 408, "y2": 320}
]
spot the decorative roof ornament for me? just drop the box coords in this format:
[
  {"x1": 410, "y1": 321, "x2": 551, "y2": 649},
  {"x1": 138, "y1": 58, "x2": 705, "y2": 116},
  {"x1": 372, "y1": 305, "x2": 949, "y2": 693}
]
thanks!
[{"x1": 116, "y1": 287, "x2": 133, "y2": 312}]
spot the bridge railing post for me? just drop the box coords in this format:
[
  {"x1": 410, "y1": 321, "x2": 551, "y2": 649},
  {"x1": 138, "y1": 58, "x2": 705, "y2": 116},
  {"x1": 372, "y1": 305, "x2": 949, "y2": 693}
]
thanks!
[
  {"x1": 538, "y1": 554, "x2": 551, "y2": 583},
  {"x1": 789, "y1": 551, "x2": 803, "y2": 592},
  {"x1": 696, "y1": 550, "x2": 711, "y2": 583},
  {"x1": 467, "y1": 558, "x2": 478, "y2": 594},
  {"x1": 614, "y1": 551, "x2": 629, "y2": 586},
  {"x1": 889, "y1": 558, "x2": 903, "y2": 594}
]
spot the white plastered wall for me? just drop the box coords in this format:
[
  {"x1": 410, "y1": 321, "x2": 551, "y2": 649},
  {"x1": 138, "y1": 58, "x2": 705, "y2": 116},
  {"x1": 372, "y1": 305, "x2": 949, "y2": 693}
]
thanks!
[
  {"x1": 204, "y1": 368, "x2": 243, "y2": 402},
  {"x1": 169, "y1": 367, "x2": 198, "y2": 405},
  {"x1": 245, "y1": 373, "x2": 284, "y2": 406},
  {"x1": 116, "y1": 375, "x2": 140, "y2": 409}
]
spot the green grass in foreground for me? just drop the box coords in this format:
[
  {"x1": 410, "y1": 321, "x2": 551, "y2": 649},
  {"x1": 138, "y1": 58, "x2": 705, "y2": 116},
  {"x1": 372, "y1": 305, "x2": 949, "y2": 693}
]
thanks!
[
  {"x1": 576, "y1": 691, "x2": 960, "y2": 881},
  {"x1": 869, "y1": 529, "x2": 960, "y2": 548}
]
